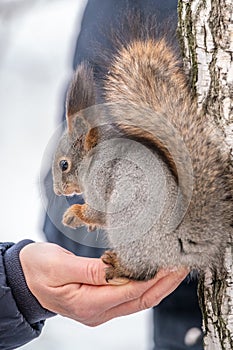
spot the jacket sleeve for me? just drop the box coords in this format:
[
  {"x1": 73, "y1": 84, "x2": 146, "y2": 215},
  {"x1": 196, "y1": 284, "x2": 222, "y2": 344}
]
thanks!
[{"x1": 0, "y1": 240, "x2": 55, "y2": 350}]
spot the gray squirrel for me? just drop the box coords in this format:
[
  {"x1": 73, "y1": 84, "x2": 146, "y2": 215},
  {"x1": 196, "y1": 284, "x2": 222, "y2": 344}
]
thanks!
[{"x1": 52, "y1": 12, "x2": 233, "y2": 282}]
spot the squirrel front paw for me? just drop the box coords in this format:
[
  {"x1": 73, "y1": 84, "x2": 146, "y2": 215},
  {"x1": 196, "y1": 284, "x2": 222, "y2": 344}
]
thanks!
[
  {"x1": 62, "y1": 203, "x2": 101, "y2": 231},
  {"x1": 62, "y1": 206, "x2": 85, "y2": 229},
  {"x1": 62, "y1": 205, "x2": 98, "y2": 231}
]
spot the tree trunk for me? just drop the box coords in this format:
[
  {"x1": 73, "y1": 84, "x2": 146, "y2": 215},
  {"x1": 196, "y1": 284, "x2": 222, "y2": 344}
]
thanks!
[{"x1": 178, "y1": 0, "x2": 233, "y2": 349}]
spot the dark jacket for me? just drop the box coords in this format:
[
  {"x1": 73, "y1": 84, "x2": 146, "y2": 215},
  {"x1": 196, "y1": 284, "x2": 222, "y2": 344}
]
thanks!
[{"x1": 0, "y1": 241, "x2": 54, "y2": 350}]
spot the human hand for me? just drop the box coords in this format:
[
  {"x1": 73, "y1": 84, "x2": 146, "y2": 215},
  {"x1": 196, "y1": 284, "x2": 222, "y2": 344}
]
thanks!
[{"x1": 20, "y1": 242, "x2": 188, "y2": 326}]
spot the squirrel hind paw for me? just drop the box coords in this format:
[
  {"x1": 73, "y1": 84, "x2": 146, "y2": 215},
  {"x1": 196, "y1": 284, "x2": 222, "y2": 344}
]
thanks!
[
  {"x1": 101, "y1": 250, "x2": 158, "y2": 282},
  {"x1": 101, "y1": 250, "x2": 132, "y2": 283}
]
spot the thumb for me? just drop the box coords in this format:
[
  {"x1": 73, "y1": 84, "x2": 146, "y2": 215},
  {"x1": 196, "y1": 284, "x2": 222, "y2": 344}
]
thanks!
[
  {"x1": 57, "y1": 252, "x2": 110, "y2": 286},
  {"x1": 20, "y1": 242, "x2": 109, "y2": 287}
]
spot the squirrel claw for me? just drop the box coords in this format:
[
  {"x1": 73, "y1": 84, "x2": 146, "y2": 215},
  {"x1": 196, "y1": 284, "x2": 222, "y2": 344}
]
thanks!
[{"x1": 87, "y1": 224, "x2": 98, "y2": 232}]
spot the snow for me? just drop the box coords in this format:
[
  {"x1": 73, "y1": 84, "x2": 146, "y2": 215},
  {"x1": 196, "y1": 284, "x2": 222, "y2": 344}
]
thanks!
[{"x1": 0, "y1": 1, "x2": 153, "y2": 349}]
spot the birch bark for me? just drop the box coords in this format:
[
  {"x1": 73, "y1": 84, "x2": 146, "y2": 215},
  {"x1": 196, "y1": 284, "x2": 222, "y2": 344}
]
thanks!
[{"x1": 178, "y1": 1, "x2": 233, "y2": 348}]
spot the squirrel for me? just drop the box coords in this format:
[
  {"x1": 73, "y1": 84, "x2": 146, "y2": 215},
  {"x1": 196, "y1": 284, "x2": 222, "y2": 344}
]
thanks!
[{"x1": 52, "y1": 12, "x2": 233, "y2": 282}]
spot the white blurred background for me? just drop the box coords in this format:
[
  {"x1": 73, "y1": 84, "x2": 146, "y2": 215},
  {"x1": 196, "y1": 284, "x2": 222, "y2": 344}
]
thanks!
[{"x1": 0, "y1": 1, "x2": 153, "y2": 349}]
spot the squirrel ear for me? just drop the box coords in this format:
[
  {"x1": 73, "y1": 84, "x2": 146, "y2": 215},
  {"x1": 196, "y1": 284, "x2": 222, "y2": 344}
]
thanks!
[
  {"x1": 65, "y1": 62, "x2": 98, "y2": 149},
  {"x1": 66, "y1": 62, "x2": 96, "y2": 133}
]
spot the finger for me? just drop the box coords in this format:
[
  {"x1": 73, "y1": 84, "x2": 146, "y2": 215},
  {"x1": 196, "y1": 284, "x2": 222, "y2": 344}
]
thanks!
[
  {"x1": 88, "y1": 268, "x2": 188, "y2": 326},
  {"x1": 56, "y1": 250, "x2": 174, "y2": 287},
  {"x1": 56, "y1": 254, "x2": 110, "y2": 286},
  {"x1": 77, "y1": 268, "x2": 186, "y2": 315},
  {"x1": 20, "y1": 243, "x2": 110, "y2": 287}
]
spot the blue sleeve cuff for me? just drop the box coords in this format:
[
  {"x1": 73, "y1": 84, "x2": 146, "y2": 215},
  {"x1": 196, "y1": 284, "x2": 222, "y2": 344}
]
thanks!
[{"x1": 3, "y1": 239, "x2": 56, "y2": 324}]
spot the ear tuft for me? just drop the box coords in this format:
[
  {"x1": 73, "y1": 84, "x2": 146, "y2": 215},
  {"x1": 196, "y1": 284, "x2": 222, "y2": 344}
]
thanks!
[{"x1": 66, "y1": 62, "x2": 95, "y2": 118}]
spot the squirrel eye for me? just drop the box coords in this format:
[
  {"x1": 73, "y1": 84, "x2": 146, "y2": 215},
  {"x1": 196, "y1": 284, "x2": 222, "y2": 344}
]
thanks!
[{"x1": 59, "y1": 159, "x2": 69, "y2": 172}]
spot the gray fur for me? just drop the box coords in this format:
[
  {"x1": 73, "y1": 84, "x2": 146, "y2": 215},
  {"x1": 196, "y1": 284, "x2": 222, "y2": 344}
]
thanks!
[{"x1": 52, "y1": 13, "x2": 232, "y2": 281}]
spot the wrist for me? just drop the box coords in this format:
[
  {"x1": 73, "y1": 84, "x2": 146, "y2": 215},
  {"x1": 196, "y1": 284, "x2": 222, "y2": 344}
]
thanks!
[{"x1": 3, "y1": 240, "x2": 56, "y2": 324}]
